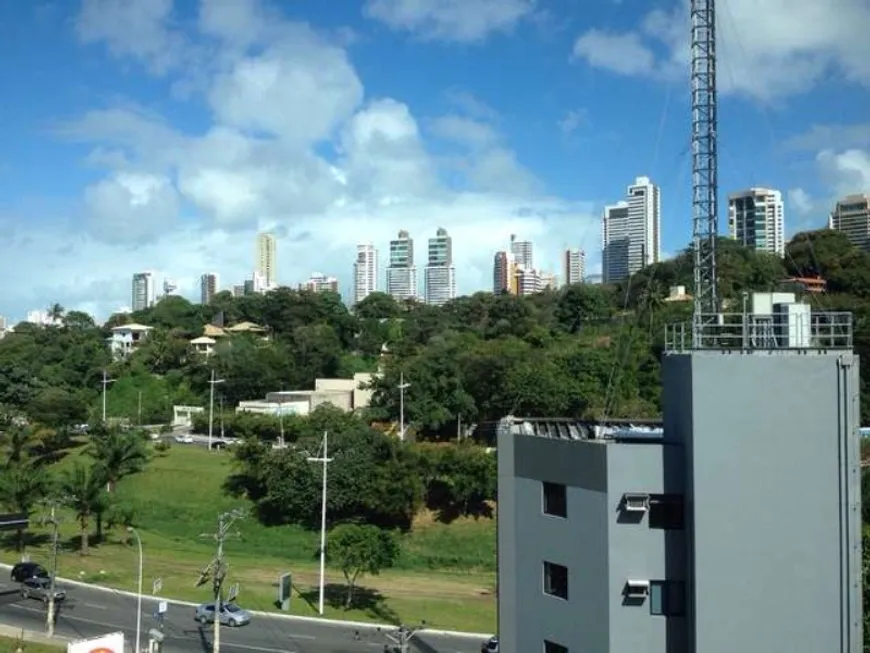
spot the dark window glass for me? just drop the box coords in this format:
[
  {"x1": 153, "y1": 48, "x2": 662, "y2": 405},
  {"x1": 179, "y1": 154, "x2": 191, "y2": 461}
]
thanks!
[
  {"x1": 544, "y1": 641, "x2": 568, "y2": 653},
  {"x1": 650, "y1": 581, "x2": 686, "y2": 616},
  {"x1": 649, "y1": 494, "x2": 684, "y2": 529},
  {"x1": 542, "y1": 482, "x2": 567, "y2": 517},
  {"x1": 543, "y1": 562, "x2": 568, "y2": 600}
]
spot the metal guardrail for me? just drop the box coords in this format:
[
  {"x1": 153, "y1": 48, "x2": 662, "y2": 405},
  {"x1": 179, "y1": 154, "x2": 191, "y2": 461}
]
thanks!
[{"x1": 664, "y1": 312, "x2": 853, "y2": 352}]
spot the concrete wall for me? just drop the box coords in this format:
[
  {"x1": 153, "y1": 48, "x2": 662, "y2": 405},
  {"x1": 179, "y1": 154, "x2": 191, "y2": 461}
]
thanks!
[
  {"x1": 314, "y1": 373, "x2": 375, "y2": 409},
  {"x1": 607, "y1": 442, "x2": 687, "y2": 653},
  {"x1": 663, "y1": 352, "x2": 862, "y2": 653},
  {"x1": 498, "y1": 434, "x2": 611, "y2": 653}
]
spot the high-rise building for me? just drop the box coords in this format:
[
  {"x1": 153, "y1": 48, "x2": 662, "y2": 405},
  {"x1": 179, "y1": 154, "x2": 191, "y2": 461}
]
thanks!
[
  {"x1": 828, "y1": 194, "x2": 870, "y2": 251},
  {"x1": 515, "y1": 267, "x2": 543, "y2": 295},
  {"x1": 424, "y1": 227, "x2": 456, "y2": 306},
  {"x1": 563, "y1": 249, "x2": 586, "y2": 286},
  {"x1": 386, "y1": 230, "x2": 417, "y2": 301},
  {"x1": 200, "y1": 273, "x2": 219, "y2": 304},
  {"x1": 300, "y1": 273, "x2": 339, "y2": 293},
  {"x1": 493, "y1": 251, "x2": 518, "y2": 294},
  {"x1": 131, "y1": 271, "x2": 156, "y2": 312},
  {"x1": 510, "y1": 234, "x2": 533, "y2": 269},
  {"x1": 602, "y1": 176, "x2": 661, "y2": 283},
  {"x1": 231, "y1": 284, "x2": 245, "y2": 298},
  {"x1": 256, "y1": 232, "x2": 277, "y2": 288},
  {"x1": 728, "y1": 188, "x2": 785, "y2": 256},
  {"x1": 353, "y1": 243, "x2": 378, "y2": 305}
]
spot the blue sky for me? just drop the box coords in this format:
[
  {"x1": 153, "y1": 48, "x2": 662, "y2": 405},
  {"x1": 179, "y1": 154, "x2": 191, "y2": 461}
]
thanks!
[{"x1": 0, "y1": 0, "x2": 868, "y2": 322}]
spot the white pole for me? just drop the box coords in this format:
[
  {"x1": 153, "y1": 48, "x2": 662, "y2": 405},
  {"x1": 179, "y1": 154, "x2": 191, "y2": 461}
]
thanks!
[
  {"x1": 101, "y1": 371, "x2": 114, "y2": 423},
  {"x1": 128, "y1": 527, "x2": 143, "y2": 653},
  {"x1": 318, "y1": 431, "x2": 328, "y2": 615},
  {"x1": 397, "y1": 373, "x2": 410, "y2": 441},
  {"x1": 208, "y1": 370, "x2": 215, "y2": 451}
]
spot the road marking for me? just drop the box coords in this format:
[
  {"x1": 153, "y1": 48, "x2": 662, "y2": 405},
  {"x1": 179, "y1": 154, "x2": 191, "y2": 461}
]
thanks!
[
  {"x1": 83, "y1": 603, "x2": 107, "y2": 610},
  {"x1": 221, "y1": 643, "x2": 295, "y2": 653}
]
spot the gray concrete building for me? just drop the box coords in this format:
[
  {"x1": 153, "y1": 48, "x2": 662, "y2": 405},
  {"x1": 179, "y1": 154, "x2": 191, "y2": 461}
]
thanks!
[{"x1": 497, "y1": 294, "x2": 861, "y2": 653}]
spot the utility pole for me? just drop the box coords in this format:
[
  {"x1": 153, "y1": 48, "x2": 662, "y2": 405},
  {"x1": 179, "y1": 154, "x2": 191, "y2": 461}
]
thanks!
[
  {"x1": 306, "y1": 432, "x2": 332, "y2": 615},
  {"x1": 397, "y1": 373, "x2": 410, "y2": 441},
  {"x1": 207, "y1": 370, "x2": 224, "y2": 451},
  {"x1": 138, "y1": 391, "x2": 143, "y2": 426},
  {"x1": 101, "y1": 370, "x2": 114, "y2": 423},
  {"x1": 277, "y1": 396, "x2": 285, "y2": 449},
  {"x1": 196, "y1": 510, "x2": 246, "y2": 653},
  {"x1": 42, "y1": 503, "x2": 62, "y2": 637}
]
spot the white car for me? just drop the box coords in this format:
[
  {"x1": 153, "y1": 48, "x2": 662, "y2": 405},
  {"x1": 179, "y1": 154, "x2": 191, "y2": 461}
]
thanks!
[{"x1": 174, "y1": 435, "x2": 194, "y2": 444}]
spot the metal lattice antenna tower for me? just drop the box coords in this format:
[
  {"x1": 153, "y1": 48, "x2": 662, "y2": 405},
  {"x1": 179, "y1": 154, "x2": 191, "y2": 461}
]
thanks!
[{"x1": 691, "y1": 0, "x2": 720, "y2": 338}]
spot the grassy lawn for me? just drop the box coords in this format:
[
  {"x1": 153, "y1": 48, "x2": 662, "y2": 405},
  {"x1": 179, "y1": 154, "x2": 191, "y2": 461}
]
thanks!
[
  {"x1": 2, "y1": 444, "x2": 497, "y2": 633},
  {"x1": 0, "y1": 634, "x2": 63, "y2": 652}
]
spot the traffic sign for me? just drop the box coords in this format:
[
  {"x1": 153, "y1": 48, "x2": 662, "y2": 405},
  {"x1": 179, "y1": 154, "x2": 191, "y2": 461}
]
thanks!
[
  {"x1": 158, "y1": 600, "x2": 168, "y2": 614},
  {"x1": 152, "y1": 577, "x2": 162, "y2": 595},
  {"x1": 227, "y1": 582, "x2": 240, "y2": 602}
]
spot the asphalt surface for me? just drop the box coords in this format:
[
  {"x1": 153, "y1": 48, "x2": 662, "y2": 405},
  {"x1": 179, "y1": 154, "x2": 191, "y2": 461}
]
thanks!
[{"x1": 0, "y1": 580, "x2": 486, "y2": 653}]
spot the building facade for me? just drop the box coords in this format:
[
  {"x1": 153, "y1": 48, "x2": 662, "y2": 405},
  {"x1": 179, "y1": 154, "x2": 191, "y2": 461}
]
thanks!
[
  {"x1": 131, "y1": 271, "x2": 156, "y2": 312},
  {"x1": 493, "y1": 251, "x2": 517, "y2": 294},
  {"x1": 563, "y1": 249, "x2": 585, "y2": 286},
  {"x1": 386, "y1": 230, "x2": 417, "y2": 301},
  {"x1": 829, "y1": 194, "x2": 870, "y2": 251},
  {"x1": 424, "y1": 227, "x2": 456, "y2": 305},
  {"x1": 602, "y1": 176, "x2": 661, "y2": 283},
  {"x1": 728, "y1": 187, "x2": 785, "y2": 256},
  {"x1": 498, "y1": 294, "x2": 861, "y2": 653},
  {"x1": 256, "y1": 232, "x2": 277, "y2": 287},
  {"x1": 299, "y1": 273, "x2": 339, "y2": 293},
  {"x1": 510, "y1": 234, "x2": 533, "y2": 269},
  {"x1": 200, "y1": 273, "x2": 219, "y2": 304},
  {"x1": 353, "y1": 243, "x2": 378, "y2": 305}
]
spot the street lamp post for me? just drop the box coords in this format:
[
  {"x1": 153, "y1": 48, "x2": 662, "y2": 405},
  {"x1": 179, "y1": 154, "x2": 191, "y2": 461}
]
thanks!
[
  {"x1": 127, "y1": 527, "x2": 143, "y2": 653},
  {"x1": 101, "y1": 370, "x2": 115, "y2": 423},
  {"x1": 306, "y1": 432, "x2": 333, "y2": 615},
  {"x1": 208, "y1": 370, "x2": 225, "y2": 451},
  {"x1": 397, "y1": 372, "x2": 410, "y2": 441},
  {"x1": 278, "y1": 397, "x2": 285, "y2": 449}
]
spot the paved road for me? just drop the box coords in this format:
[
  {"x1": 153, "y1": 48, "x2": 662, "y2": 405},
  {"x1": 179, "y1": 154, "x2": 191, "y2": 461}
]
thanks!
[{"x1": 0, "y1": 581, "x2": 485, "y2": 653}]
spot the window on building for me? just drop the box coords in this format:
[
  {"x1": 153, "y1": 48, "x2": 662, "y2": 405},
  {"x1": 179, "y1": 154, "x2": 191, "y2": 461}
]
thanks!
[
  {"x1": 542, "y1": 482, "x2": 567, "y2": 517},
  {"x1": 649, "y1": 581, "x2": 686, "y2": 616},
  {"x1": 649, "y1": 494, "x2": 684, "y2": 529},
  {"x1": 543, "y1": 562, "x2": 568, "y2": 600},
  {"x1": 544, "y1": 641, "x2": 568, "y2": 653}
]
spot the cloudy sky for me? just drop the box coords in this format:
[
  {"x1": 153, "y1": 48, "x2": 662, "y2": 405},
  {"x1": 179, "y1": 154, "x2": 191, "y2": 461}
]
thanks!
[{"x1": 0, "y1": 0, "x2": 868, "y2": 321}]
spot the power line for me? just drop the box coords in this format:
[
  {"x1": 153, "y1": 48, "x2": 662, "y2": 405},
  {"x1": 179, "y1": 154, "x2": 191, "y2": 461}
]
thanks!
[{"x1": 195, "y1": 509, "x2": 246, "y2": 653}]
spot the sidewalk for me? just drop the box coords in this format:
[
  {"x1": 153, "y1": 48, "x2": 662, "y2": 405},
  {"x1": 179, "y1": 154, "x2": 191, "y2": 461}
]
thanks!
[{"x1": 0, "y1": 623, "x2": 67, "y2": 650}]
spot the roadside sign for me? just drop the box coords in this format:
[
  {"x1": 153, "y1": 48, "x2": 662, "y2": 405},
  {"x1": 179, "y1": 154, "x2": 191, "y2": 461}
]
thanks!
[
  {"x1": 158, "y1": 600, "x2": 168, "y2": 614},
  {"x1": 278, "y1": 572, "x2": 292, "y2": 611},
  {"x1": 152, "y1": 578, "x2": 162, "y2": 595},
  {"x1": 227, "y1": 582, "x2": 239, "y2": 602}
]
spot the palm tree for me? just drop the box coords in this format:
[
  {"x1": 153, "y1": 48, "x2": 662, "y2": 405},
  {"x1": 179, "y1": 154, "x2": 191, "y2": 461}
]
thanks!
[
  {"x1": 87, "y1": 427, "x2": 149, "y2": 492},
  {"x1": 0, "y1": 460, "x2": 50, "y2": 551},
  {"x1": 47, "y1": 303, "x2": 65, "y2": 327},
  {"x1": 0, "y1": 424, "x2": 36, "y2": 466},
  {"x1": 60, "y1": 463, "x2": 108, "y2": 556}
]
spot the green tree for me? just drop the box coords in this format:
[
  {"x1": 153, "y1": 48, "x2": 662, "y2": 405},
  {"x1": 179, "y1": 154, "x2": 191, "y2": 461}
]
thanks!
[
  {"x1": 327, "y1": 523, "x2": 399, "y2": 608},
  {"x1": 0, "y1": 460, "x2": 50, "y2": 550},
  {"x1": 87, "y1": 426, "x2": 150, "y2": 492},
  {"x1": 60, "y1": 463, "x2": 109, "y2": 555}
]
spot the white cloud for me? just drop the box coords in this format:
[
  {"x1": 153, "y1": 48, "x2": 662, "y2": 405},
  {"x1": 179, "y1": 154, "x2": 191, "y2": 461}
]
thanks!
[
  {"x1": 787, "y1": 188, "x2": 814, "y2": 217},
  {"x1": 557, "y1": 109, "x2": 587, "y2": 134},
  {"x1": 364, "y1": 0, "x2": 535, "y2": 43},
  {"x1": 570, "y1": 0, "x2": 870, "y2": 101},
  {"x1": 817, "y1": 149, "x2": 870, "y2": 196},
  {"x1": 1, "y1": 0, "x2": 601, "y2": 322}
]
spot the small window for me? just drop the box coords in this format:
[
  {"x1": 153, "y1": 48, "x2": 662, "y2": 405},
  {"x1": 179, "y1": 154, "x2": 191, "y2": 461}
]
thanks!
[
  {"x1": 542, "y1": 482, "x2": 567, "y2": 517},
  {"x1": 649, "y1": 495, "x2": 684, "y2": 530},
  {"x1": 544, "y1": 641, "x2": 568, "y2": 653},
  {"x1": 543, "y1": 562, "x2": 568, "y2": 600},
  {"x1": 623, "y1": 493, "x2": 650, "y2": 512},
  {"x1": 650, "y1": 581, "x2": 686, "y2": 616},
  {"x1": 624, "y1": 579, "x2": 650, "y2": 599}
]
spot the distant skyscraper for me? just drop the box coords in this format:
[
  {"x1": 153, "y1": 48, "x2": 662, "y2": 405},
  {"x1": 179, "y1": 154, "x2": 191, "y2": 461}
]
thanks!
[
  {"x1": 493, "y1": 251, "x2": 517, "y2": 295},
  {"x1": 602, "y1": 175, "x2": 661, "y2": 283},
  {"x1": 728, "y1": 187, "x2": 785, "y2": 256},
  {"x1": 424, "y1": 227, "x2": 456, "y2": 306},
  {"x1": 300, "y1": 273, "x2": 339, "y2": 293},
  {"x1": 828, "y1": 194, "x2": 870, "y2": 251},
  {"x1": 200, "y1": 273, "x2": 219, "y2": 304},
  {"x1": 510, "y1": 234, "x2": 533, "y2": 269},
  {"x1": 386, "y1": 230, "x2": 417, "y2": 301},
  {"x1": 256, "y1": 232, "x2": 277, "y2": 288},
  {"x1": 563, "y1": 249, "x2": 586, "y2": 286},
  {"x1": 354, "y1": 243, "x2": 378, "y2": 305},
  {"x1": 131, "y1": 271, "x2": 156, "y2": 312},
  {"x1": 231, "y1": 284, "x2": 245, "y2": 298}
]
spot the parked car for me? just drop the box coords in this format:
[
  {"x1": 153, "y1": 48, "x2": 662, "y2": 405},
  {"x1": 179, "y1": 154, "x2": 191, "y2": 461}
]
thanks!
[
  {"x1": 194, "y1": 602, "x2": 251, "y2": 627},
  {"x1": 20, "y1": 577, "x2": 65, "y2": 604},
  {"x1": 174, "y1": 435, "x2": 194, "y2": 444},
  {"x1": 481, "y1": 636, "x2": 499, "y2": 652},
  {"x1": 10, "y1": 562, "x2": 48, "y2": 583}
]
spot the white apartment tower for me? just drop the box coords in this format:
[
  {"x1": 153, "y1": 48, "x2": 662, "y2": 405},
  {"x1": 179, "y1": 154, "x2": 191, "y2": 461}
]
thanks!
[
  {"x1": 200, "y1": 273, "x2": 219, "y2": 304},
  {"x1": 256, "y1": 232, "x2": 277, "y2": 288},
  {"x1": 602, "y1": 175, "x2": 661, "y2": 283},
  {"x1": 131, "y1": 271, "x2": 156, "y2": 312},
  {"x1": 510, "y1": 234, "x2": 533, "y2": 269},
  {"x1": 386, "y1": 230, "x2": 418, "y2": 301},
  {"x1": 563, "y1": 248, "x2": 586, "y2": 286},
  {"x1": 728, "y1": 187, "x2": 785, "y2": 256},
  {"x1": 424, "y1": 227, "x2": 456, "y2": 306},
  {"x1": 300, "y1": 273, "x2": 339, "y2": 293},
  {"x1": 353, "y1": 243, "x2": 378, "y2": 305},
  {"x1": 829, "y1": 194, "x2": 870, "y2": 251}
]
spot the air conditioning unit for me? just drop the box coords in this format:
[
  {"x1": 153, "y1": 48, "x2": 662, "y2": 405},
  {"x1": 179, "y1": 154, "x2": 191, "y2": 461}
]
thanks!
[
  {"x1": 623, "y1": 493, "x2": 650, "y2": 512},
  {"x1": 625, "y1": 580, "x2": 650, "y2": 599}
]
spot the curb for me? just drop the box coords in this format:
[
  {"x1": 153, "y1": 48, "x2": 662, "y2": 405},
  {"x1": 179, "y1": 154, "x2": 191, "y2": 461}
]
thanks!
[
  {"x1": 0, "y1": 564, "x2": 492, "y2": 640},
  {"x1": 0, "y1": 622, "x2": 70, "y2": 646}
]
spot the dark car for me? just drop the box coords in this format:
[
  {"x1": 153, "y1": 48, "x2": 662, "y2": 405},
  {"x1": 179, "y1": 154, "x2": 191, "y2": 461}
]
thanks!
[
  {"x1": 20, "y1": 577, "x2": 65, "y2": 604},
  {"x1": 481, "y1": 636, "x2": 499, "y2": 652},
  {"x1": 10, "y1": 562, "x2": 48, "y2": 584}
]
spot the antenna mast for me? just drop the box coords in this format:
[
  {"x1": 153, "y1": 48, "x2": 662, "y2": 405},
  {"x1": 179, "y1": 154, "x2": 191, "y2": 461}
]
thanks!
[{"x1": 691, "y1": 0, "x2": 720, "y2": 341}]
